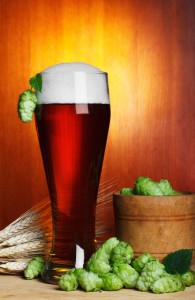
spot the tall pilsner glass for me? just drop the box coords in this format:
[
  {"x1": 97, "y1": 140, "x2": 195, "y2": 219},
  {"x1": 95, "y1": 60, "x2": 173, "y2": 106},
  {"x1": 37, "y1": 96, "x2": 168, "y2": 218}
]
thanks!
[{"x1": 35, "y1": 63, "x2": 110, "y2": 284}]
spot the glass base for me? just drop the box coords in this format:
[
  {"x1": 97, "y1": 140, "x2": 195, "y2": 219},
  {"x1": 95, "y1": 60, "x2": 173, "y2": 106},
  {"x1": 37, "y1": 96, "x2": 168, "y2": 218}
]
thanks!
[{"x1": 41, "y1": 261, "x2": 73, "y2": 284}]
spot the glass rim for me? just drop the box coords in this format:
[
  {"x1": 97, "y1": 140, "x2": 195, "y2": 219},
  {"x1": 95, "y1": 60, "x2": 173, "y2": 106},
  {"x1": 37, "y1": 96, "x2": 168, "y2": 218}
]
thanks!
[{"x1": 41, "y1": 70, "x2": 108, "y2": 76}]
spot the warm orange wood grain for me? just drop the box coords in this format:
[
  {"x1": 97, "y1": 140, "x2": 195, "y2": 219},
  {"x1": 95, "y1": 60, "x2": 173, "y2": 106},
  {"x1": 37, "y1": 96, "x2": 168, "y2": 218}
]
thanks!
[{"x1": 0, "y1": 0, "x2": 195, "y2": 229}]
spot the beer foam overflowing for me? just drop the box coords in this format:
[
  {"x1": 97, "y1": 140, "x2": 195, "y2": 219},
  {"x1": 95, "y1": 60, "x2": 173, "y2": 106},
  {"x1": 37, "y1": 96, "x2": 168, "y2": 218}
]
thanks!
[{"x1": 36, "y1": 62, "x2": 109, "y2": 104}]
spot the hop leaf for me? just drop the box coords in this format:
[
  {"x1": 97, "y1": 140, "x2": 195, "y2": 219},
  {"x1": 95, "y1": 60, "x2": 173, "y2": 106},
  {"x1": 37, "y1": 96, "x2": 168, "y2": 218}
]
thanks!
[
  {"x1": 162, "y1": 249, "x2": 193, "y2": 275},
  {"x1": 29, "y1": 73, "x2": 42, "y2": 92}
]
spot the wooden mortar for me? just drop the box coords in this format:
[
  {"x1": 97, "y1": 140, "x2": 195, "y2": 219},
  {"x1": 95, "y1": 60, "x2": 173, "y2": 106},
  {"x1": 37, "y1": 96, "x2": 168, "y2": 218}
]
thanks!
[{"x1": 113, "y1": 193, "x2": 195, "y2": 262}]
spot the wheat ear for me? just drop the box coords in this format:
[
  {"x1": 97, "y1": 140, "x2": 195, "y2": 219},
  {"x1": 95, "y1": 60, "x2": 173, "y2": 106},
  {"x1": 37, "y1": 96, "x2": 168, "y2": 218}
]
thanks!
[
  {"x1": 0, "y1": 198, "x2": 51, "y2": 243},
  {"x1": 0, "y1": 230, "x2": 45, "y2": 248},
  {"x1": 0, "y1": 241, "x2": 47, "y2": 258},
  {"x1": 0, "y1": 259, "x2": 30, "y2": 274}
]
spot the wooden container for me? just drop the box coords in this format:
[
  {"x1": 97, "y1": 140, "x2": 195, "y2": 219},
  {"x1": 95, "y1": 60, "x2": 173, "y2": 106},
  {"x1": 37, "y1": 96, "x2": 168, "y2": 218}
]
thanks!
[{"x1": 113, "y1": 193, "x2": 195, "y2": 262}]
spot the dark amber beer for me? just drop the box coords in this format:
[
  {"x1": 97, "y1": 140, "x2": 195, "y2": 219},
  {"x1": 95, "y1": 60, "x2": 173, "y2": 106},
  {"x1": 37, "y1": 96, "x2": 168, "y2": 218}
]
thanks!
[{"x1": 35, "y1": 63, "x2": 110, "y2": 284}]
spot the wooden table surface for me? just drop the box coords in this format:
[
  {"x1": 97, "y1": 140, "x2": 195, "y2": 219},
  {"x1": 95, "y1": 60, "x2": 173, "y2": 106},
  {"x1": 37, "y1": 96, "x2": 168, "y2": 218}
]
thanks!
[{"x1": 0, "y1": 273, "x2": 194, "y2": 300}]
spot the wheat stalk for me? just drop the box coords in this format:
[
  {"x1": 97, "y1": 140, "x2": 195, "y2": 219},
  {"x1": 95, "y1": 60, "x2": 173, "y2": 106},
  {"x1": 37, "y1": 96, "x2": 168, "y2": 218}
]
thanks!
[
  {"x1": 0, "y1": 241, "x2": 46, "y2": 258},
  {"x1": 0, "y1": 198, "x2": 52, "y2": 274},
  {"x1": 0, "y1": 230, "x2": 45, "y2": 248},
  {"x1": 0, "y1": 259, "x2": 30, "y2": 274},
  {"x1": 0, "y1": 199, "x2": 52, "y2": 243},
  {"x1": 0, "y1": 214, "x2": 38, "y2": 243}
]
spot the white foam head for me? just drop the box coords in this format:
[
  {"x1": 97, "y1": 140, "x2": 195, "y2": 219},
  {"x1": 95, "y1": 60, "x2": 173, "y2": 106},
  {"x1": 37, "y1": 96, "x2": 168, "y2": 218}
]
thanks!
[{"x1": 36, "y1": 62, "x2": 109, "y2": 104}]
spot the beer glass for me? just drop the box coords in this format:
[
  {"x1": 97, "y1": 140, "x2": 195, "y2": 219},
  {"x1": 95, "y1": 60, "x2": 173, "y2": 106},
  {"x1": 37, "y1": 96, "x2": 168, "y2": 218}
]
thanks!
[{"x1": 35, "y1": 63, "x2": 110, "y2": 284}]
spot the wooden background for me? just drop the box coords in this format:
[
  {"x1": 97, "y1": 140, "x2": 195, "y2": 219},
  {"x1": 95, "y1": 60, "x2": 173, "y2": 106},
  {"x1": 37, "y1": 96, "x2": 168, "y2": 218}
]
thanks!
[{"x1": 0, "y1": 0, "x2": 195, "y2": 230}]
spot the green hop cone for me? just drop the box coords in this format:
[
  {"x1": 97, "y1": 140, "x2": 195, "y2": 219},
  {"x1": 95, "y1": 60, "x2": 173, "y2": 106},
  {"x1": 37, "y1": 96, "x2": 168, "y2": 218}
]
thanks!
[
  {"x1": 69, "y1": 267, "x2": 86, "y2": 279},
  {"x1": 18, "y1": 90, "x2": 37, "y2": 122},
  {"x1": 24, "y1": 256, "x2": 45, "y2": 280},
  {"x1": 78, "y1": 271, "x2": 103, "y2": 292},
  {"x1": 181, "y1": 270, "x2": 195, "y2": 287},
  {"x1": 101, "y1": 273, "x2": 123, "y2": 291},
  {"x1": 158, "y1": 179, "x2": 182, "y2": 196},
  {"x1": 134, "y1": 177, "x2": 164, "y2": 196},
  {"x1": 120, "y1": 188, "x2": 134, "y2": 195},
  {"x1": 150, "y1": 273, "x2": 185, "y2": 293},
  {"x1": 110, "y1": 241, "x2": 134, "y2": 265},
  {"x1": 87, "y1": 237, "x2": 119, "y2": 275},
  {"x1": 136, "y1": 260, "x2": 165, "y2": 292},
  {"x1": 132, "y1": 253, "x2": 154, "y2": 273},
  {"x1": 86, "y1": 258, "x2": 111, "y2": 275},
  {"x1": 58, "y1": 273, "x2": 78, "y2": 291},
  {"x1": 113, "y1": 263, "x2": 139, "y2": 288},
  {"x1": 100, "y1": 237, "x2": 120, "y2": 256}
]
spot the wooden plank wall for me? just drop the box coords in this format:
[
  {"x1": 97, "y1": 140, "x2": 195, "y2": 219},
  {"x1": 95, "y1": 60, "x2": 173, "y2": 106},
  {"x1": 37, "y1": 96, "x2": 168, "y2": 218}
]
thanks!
[{"x1": 0, "y1": 0, "x2": 195, "y2": 230}]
